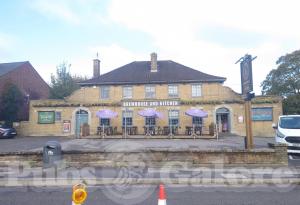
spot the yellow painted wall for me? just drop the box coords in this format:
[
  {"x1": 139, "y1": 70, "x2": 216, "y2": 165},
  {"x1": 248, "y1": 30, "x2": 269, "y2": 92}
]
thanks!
[{"x1": 19, "y1": 83, "x2": 282, "y2": 137}]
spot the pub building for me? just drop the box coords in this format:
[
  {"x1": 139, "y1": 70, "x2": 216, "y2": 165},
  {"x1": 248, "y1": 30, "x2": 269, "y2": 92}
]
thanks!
[{"x1": 20, "y1": 53, "x2": 282, "y2": 137}]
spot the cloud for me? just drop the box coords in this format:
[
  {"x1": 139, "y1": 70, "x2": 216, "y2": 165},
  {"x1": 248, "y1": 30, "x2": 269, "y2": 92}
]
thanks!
[
  {"x1": 107, "y1": 0, "x2": 300, "y2": 93},
  {"x1": 29, "y1": 0, "x2": 108, "y2": 25},
  {"x1": 0, "y1": 32, "x2": 15, "y2": 50},
  {"x1": 30, "y1": 0, "x2": 80, "y2": 24},
  {"x1": 25, "y1": 0, "x2": 300, "y2": 94},
  {"x1": 35, "y1": 44, "x2": 146, "y2": 83}
]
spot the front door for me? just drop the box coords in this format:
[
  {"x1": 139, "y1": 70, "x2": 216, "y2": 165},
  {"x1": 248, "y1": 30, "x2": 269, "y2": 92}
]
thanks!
[
  {"x1": 216, "y1": 108, "x2": 230, "y2": 133},
  {"x1": 75, "y1": 110, "x2": 88, "y2": 137}
]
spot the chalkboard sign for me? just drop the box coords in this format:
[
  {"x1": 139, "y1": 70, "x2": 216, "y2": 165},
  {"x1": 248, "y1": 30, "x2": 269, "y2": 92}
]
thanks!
[
  {"x1": 252, "y1": 107, "x2": 273, "y2": 121},
  {"x1": 38, "y1": 111, "x2": 55, "y2": 124}
]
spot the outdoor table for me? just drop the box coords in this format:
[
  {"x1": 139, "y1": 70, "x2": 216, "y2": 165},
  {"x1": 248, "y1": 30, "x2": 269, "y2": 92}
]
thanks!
[
  {"x1": 131, "y1": 126, "x2": 137, "y2": 135},
  {"x1": 144, "y1": 126, "x2": 156, "y2": 136},
  {"x1": 163, "y1": 126, "x2": 169, "y2": 135},
  {"x1": 186, "y1": 125, "x2": 203, "y2": 139},
  {"x1": 185, "y1": 126, "x2": 193, "y2": 135},
  {"x1": 98, "y1": 125, "x2": 113, "y2": 138},
  {"x1": 122, "y1": 126, "x2": 137, "y2": 135},
  {"x1": 194, "y1": 126, "x2": 202, "y2": 135}
]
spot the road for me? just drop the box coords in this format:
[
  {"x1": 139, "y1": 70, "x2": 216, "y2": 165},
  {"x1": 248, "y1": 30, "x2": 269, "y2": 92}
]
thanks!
[{"x1": 0, "y1": 185, "x2": 299, "y2": 205}]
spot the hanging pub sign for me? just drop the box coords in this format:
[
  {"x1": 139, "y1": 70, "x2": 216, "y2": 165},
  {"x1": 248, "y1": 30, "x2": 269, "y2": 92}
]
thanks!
[{"x1": 240, "y1": 54, "x2": 254, "y2": 95}]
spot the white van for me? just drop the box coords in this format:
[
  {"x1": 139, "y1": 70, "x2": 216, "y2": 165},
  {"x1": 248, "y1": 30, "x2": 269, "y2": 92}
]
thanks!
[{"x1": 273, "y1": 115, "x2": 300, "y2": 153}]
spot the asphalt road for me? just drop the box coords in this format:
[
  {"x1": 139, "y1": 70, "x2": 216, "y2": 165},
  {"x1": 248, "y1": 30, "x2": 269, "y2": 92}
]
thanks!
[{"x1": 0, "y1": 185, "x2": 299, "y2": 205}]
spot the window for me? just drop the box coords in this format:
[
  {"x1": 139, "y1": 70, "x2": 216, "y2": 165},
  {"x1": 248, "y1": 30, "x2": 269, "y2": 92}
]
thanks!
[
  {"x1": 192, "y1": 117, "x2": 203, "y2": 126},
  {"x1": 168, "y1": 85, "x2": 178, "y2": 97},
  {"x1": 122, "y1": 111, "x2": 133, "y2": 126},
  {"x1": 123, "y1": 86, "x2": 133, "y2": 99},
  {"x1": 145, "y1": 85, "x2": 156, "y2": 98},
  {"x1": 55, "y1": 112, "x2": 61, "y2": 121},
  {"x1": 100, "y1": 118, "x2": 110, "y2": 126},
  {"x1": 192, "y1": 84, "x2": 202, "y2": 97},
  {"x1": 145, "y1": 117, "x2": 156, "y2": 126},
  {"x1": 168, "y1": 110, "x2": 179, "y2": 127},
  {"x1": 100, "y1": 86, "x2": 110, "y2": 99}
]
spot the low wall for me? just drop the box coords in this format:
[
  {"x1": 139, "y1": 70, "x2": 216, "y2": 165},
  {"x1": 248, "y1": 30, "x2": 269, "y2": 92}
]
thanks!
[{"x1": 0, "y1": 144, "x2": 288, "y2": 167}]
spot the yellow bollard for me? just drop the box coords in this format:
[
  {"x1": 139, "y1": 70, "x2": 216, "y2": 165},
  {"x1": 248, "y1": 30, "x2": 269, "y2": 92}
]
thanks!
[{"x1": 72, "y1": 183, "x2": 87, "y2": 205}]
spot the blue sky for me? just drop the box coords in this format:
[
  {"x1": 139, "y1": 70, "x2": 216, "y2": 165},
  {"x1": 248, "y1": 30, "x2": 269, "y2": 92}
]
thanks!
[{"x1": 1, "y1": 0, "x2": 300, "y2": 94}]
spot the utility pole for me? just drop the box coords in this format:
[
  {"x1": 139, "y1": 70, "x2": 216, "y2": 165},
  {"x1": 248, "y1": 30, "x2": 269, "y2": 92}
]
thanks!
[{"x1": 236, "y1": 54, "x2": 256, "y2": 150}]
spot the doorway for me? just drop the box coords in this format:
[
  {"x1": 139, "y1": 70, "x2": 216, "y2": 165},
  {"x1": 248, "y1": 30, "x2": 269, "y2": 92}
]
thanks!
[
  {"x1": 216, "y1": 107, "x2": 230, "y2": 133},
  {"x1": 75, "y1": 109, "x2": 89, "y2": 137}
]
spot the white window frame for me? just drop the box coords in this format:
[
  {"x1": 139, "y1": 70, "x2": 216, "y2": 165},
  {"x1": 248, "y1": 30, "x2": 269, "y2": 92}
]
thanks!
[
  {"x1": 100, "y1": 86, "x2": 110, "y2": 99},
  {"x1": 192, "y1": 84, "x2": 202, "y2": 97},
  {"x1": 145, "y1": 85, "x2": 156, "y2": 98},
  {"x1": 168, "y1": 110, "x2": 179, "y2": 126},
  {"x1": 123, "y1": 86, "x2": 133, "y2": 99},
  {"x1": 168, "y1": 84, "x2": 178, "y2": 98}
]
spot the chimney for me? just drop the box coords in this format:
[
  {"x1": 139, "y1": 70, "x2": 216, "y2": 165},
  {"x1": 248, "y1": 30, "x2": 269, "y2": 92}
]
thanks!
[
  {"x1": 93, "y1": 58, "x2": 100, "y2": 78},
  {"x1": 150, "y1": 52, "x2": 158, "y2": 72}
]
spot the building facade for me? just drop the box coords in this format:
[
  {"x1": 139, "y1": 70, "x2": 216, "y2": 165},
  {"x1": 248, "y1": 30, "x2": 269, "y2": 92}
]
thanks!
[
  {"x1": 0, "y1": 61, "x2": 49, "y2": 121},
  {"x1": 19, "y1": 54, "x2": 282, "y2": 137}
]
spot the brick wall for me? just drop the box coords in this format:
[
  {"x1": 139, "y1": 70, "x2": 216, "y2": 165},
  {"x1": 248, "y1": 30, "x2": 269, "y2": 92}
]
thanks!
[{"x1": 0, "y1": 62, "x2": 49, "y2": 120}]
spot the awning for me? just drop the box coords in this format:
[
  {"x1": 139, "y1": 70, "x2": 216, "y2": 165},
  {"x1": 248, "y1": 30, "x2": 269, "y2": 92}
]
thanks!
[
  {"x1": 138, "y1": 108, "x2": 163, "y2": 118},
  {"x1": 96, "y1": 109, "x2": 118, "y2": 118},
  {"x1": 185, "y1": 108, "x2": 208, "y2": 118}
]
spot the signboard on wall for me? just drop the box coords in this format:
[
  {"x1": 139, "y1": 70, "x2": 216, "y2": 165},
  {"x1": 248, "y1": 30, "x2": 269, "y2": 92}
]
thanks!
[
  {"x1": 38, "y1": 111, "x2": 55, "y2": 124},
  {"x1": 63, "y1": 120, "x2": 71, "y2": 133},
  {"x1": 123, "y1": 100, "x2": 179, "y2": 107},
  {"x1": 240, "y1": 55, "x2": 253, "y2": 95},
  {"x1": 252, "y1": 107, "x2": 273, "y2": 121}
]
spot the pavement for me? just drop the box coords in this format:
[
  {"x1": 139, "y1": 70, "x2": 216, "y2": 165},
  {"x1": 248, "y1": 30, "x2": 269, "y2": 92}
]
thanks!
[
  {"x1": 0, "y1": 185, "x2": 300, "y2": 205},
  {"x1": 0, "y1": 135, "x2": 275, "y2": 153}
]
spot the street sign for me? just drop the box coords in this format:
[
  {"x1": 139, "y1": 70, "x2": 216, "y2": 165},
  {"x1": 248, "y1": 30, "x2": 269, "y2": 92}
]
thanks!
[{"x1": 240, "y1": 54, "x2": 253, "y2": 95}]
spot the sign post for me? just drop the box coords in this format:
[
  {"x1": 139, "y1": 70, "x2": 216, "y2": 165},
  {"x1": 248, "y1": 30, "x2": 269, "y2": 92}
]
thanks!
[{"x1": 236, "y1": 54, "x2": 256, "y2": 150}]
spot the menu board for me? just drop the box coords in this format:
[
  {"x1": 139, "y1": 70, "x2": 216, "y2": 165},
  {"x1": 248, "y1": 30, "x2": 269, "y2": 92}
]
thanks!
[
  {"x1": 252, "y1": 107, "x2": 273, "y2": 121},
  {"x1": 38, "y1": 111, "x2": 55, "y2": 124}
]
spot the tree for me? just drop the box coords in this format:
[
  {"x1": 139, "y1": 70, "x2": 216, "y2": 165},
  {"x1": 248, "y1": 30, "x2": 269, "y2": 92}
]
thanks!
[
  {"x1": 261, "y1": 50, "x2": 300, "y2": 96},
  {"x1": 50, "y1": 62, "x2": 86, "y2": 99},
  {"x1": 283, "y1": 94, "x2": 300, "y2": 115},
  {"x1": 0, "y1": 84, "x2": 24, "y2": 126},
  {"x1": 261, "y1": 50, "x2": 300, "y2": 114}
]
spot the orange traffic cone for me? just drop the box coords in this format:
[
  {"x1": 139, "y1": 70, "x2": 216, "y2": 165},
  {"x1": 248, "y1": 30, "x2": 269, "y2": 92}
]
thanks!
[{"x1": 158, "y1": 184, "x2": 167, "y2": 205}]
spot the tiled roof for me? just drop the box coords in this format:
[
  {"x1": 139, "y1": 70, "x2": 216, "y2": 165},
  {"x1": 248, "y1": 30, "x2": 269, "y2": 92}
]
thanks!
[
  {"x1": 0, "y1": 61, "x2": 28, "y2": 77},
  {"x1": 79, "y1": 60, "x2": 226, "y2": 85}
]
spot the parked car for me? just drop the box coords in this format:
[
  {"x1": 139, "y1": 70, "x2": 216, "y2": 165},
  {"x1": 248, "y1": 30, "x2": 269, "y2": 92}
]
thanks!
[
  {"x1": 273, "y1": 115, "x2": 300, "y2": 153},
  {"x1": 0, "y1": 124, "x2": 17, "y2": 138}
]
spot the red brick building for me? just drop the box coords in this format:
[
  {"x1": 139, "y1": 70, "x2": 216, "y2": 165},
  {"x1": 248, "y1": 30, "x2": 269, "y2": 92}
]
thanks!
[{"x1": 0, "y1": 61, "x2": 49, "y2": 121}]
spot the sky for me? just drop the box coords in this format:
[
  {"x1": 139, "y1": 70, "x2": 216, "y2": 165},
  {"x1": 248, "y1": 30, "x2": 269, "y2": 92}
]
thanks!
[{"x1": 1, "y1": 0, "x2": 300, "y2": 94}]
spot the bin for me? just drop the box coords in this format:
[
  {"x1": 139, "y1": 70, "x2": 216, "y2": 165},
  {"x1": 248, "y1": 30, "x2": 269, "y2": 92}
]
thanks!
[{"x1": 43, "y1": 141, "x2": 62, "y2": 167}]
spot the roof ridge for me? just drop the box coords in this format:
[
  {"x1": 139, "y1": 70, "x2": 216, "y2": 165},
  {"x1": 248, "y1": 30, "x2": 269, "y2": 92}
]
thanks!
[{"x1": 79, "y1": 60, "x2": 226, "y2": 86}]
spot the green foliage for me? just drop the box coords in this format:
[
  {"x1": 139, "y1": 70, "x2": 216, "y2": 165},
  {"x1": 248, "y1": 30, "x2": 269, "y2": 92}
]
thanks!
[
  {"x1": 0, "y1": 84, "x2": 23, "y2": 126},
  {"x1": 49, "y1": 62, "x2": 86, "y2": 99},
  {"x1": 283, "y1": 94, "x2": 300, "y2": 114},
  {"x1": 261, "y1": 50, "x2": 300, "y2": 114},
  {"x1": 261, "y1": 50, "x2": 300, "y2": 96}
]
